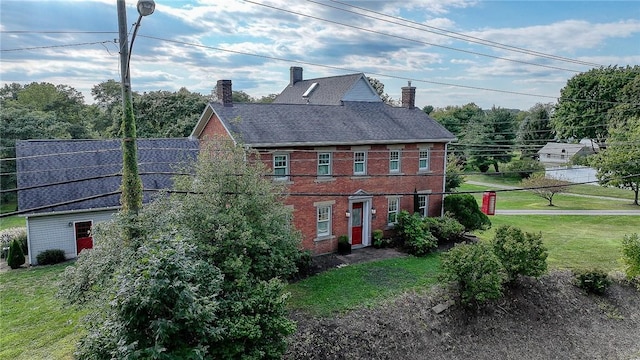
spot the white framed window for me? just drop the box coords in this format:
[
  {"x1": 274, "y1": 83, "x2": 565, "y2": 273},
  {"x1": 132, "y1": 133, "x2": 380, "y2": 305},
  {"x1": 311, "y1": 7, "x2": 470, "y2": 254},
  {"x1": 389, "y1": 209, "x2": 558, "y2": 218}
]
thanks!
[
  {"x1": 419, "y1": 149, "x2": 430, "y2": 171},
  {"x1": 318, "y1": 152, "x2": 331, "y2": 176},
  {"x1": 273, "y1": 154, "x2": 289, "y2": 181},
  {"x1": 317, "y1": 205, "x2": 331, "y2": 238},
  {"x1": 354, "y1": 151, "x2": 367, "y2": 175},
  {"x1": 389, "y1": 150, "x2": 400, "y2": 173},
  {"x1": 387, "y1": 197, "x2": 399, "y2": 224},
  {"x1": 418, "y1": 194, "x2": 429, "y2": 217}
]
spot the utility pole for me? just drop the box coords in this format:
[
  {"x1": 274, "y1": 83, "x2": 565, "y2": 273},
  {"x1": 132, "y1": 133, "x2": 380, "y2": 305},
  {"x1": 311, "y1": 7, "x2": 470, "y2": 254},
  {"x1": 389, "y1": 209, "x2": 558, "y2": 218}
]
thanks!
[{"x1": 117, "y1": 0, "x2": 154, "y2": 243}]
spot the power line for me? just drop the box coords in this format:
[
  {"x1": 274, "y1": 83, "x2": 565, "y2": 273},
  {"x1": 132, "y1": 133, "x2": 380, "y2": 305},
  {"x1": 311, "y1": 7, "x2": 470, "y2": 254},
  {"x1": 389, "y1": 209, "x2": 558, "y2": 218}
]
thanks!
[
  {"x1": 243, "y1": 0, "x2": 584, "y2": 73},
  {"x1": 323, "y1": 0, "x2": 603, "y2": 68},
  {"x1": 1, "y1": 40, "x2": 116, "y2": 52}
]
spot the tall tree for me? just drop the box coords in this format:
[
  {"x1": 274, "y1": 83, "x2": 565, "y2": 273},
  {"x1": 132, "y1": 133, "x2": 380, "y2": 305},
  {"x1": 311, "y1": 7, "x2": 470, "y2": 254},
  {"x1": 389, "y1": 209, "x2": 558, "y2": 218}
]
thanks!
[
  {"x1": 553, "y1": 65, "x2": 640, "y2": 147},
  {"x1": 517, "y1": 103, "x2": 555, "y2": 158},
  {"x1": 134, "y1": 88, "x2": 208, "y2": 138},
  {"x1": 366, "y1": 77, "x2": 397, "y2": 105},
  {"x1": 591, "y1": 116, "x2": 640, "y2": 206},
  {"x1": 462, "y1": 107, "x2": 517, "y2": 172}
]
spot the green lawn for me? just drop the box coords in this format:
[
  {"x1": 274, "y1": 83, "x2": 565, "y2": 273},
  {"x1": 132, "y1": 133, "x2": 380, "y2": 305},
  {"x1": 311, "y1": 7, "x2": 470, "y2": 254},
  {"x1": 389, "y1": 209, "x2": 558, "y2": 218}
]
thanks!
[
  {"x1": 465, "y1": 174, "x2": 635, "y2": 200},
  {"x1": 0, "y1": 201, "x2": 25, "y2": 230},
  {"x1": 475, "y1": 215, "x2": 639, "y2": 272},
  {"x1": 287, "y1": 254, "x2": 440, "y2": 316},
  {"x1": 459, "y1": 183, "x2": 638, "y2": 210},
  {"x1": 0, "y1": 263, "x2": 87, "y2": 360}
]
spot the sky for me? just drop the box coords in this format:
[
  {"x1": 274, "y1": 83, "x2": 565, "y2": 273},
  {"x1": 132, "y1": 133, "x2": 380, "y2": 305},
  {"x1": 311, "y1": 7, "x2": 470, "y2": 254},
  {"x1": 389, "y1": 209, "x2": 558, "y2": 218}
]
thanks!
[{"x1": 1, "y1": 0, "x2": 639, "y2": 111}]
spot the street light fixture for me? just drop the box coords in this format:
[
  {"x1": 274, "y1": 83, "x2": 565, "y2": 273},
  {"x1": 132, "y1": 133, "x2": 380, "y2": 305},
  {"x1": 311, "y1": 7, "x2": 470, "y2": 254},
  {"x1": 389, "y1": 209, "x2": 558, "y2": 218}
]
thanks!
[{"x1": 117, "y1": 0, "x2": 155, "y2": 243}]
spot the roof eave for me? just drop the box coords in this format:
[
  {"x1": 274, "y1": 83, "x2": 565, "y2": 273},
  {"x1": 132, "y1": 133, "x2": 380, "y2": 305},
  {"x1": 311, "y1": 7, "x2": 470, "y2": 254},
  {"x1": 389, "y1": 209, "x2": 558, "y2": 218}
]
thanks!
[{"x1": 245, "y1": 138, "x2": 457, "y2": 148}]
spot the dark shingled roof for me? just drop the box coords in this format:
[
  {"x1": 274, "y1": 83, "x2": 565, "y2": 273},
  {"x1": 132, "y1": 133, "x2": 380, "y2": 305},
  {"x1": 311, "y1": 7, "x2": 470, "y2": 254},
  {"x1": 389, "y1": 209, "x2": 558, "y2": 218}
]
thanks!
[
  {"x1": 273, "y1": 73, "x2": 370, "y2": 105},
  {"x1": 16, "y1": 138, "x2": 199, "y2": 214},
  {"x1": 207, "y1": 101, "x2": 456, "y2": 147}
]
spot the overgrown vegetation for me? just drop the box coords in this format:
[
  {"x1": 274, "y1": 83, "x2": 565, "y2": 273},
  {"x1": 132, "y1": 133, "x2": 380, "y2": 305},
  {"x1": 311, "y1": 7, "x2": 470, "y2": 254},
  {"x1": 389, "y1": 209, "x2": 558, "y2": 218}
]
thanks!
[{"x1": 59, "y1": 140, "x2": 302, "y2": 359}]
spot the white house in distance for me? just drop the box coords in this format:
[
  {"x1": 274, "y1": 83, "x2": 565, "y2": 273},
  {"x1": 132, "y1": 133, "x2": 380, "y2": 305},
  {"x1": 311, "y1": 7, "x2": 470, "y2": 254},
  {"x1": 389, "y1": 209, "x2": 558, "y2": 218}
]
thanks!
[{"x1": 537, "y1": 142, "x2": 595, "y2": 165}]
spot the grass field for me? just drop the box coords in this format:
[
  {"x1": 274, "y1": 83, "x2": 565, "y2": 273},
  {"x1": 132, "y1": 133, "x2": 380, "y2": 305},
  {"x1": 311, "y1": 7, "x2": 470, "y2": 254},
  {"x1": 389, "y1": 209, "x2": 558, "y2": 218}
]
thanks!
[
  {"x1": 476, "y1": 215, "x2": 639, "y2": 271},
  {"x1": 0, "y1": 263, "x2": 86, "y2": 360},
  {"x1": 459, "y1": 183, "x2": 638, "y2": 210},
  {"x1": 0, "y1": 201, "x2": 25, "y2": 230},
  {"x1": 287, "y1": 255, "x2": 440, "y2": 316}
]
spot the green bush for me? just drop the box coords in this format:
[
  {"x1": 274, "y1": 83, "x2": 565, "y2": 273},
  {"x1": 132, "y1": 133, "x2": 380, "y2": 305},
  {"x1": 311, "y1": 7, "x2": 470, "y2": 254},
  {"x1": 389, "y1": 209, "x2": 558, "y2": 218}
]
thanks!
[
  {"x1": 337, "y1": 235, "x2": 351, "y2": 255},
  {"x1": 492, "y1": 225, "x2": 548, "y2": 282},
  {"x1": 444, "y1": 194, "x2": 491, "y2": 231},
  {"x1": 396, "y1": 211, "x2": 437, "y2": 256},
  {"x1": 574, "y1": 269, "x2": 611, "y2": 295},
  {"x1": 6, "y1": 238, "x2": 25, "y2": 269},
  {"x1": 36, "y1": 249, "x2": 66, "y2": 265},
  {"x1": 291, "y1": 250, "x2": 313, "y2": 280},
  {"x1": 423, "y1": 215, "x2": 465, "y2": 244},
  {"x1": 440, "y1": 242, "x2": 506, "y2": 306},
  {"x1": 75, "y1": 234, "x2": 225, "y2": 359},
  {"x1": 621, "y1": 233, "x2": 640, "y2": 281},
  {"x1": 505, "y1": 158, "x2": 545, "y2": 179}
]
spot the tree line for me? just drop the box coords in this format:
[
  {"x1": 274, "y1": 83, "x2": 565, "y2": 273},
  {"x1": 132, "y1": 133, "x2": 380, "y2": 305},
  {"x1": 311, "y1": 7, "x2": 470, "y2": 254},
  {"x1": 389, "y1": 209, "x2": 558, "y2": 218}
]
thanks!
[{"x1": 2, "y1": 65, "x2": 639, "y2": 204}]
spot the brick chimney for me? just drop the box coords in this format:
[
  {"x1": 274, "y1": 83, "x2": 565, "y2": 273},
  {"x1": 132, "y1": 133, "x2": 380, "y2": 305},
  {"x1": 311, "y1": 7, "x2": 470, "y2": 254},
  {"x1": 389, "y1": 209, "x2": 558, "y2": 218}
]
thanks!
[
  {"x1": 401, "y1": 81, "x2": 416, "y2": 109},
  {"x1": 290, "y1": 66, "x2": 303, "y2": 86},
  {"x1": 216, "y1": 80, "x2": 232, "y2": 106}
]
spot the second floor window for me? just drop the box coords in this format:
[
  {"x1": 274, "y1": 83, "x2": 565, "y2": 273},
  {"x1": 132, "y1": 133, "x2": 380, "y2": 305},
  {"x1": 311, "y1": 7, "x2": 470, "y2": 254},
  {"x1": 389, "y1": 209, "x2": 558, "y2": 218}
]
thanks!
[
  {"x1": 419, "y1": 149, "x2": 430, "y2": 171},
  {"x1": 389, "y1": 150, "x2": 400, "y2": 173},
  {"x1": 354, "y1": 151, "x2": 366, "y2": 175},
  {"x1": 318, "y1": 152, "x2": 331, "y2": 176},
  {"x1": 273, "y1": 154, "x2": 288, "y2": 180}
]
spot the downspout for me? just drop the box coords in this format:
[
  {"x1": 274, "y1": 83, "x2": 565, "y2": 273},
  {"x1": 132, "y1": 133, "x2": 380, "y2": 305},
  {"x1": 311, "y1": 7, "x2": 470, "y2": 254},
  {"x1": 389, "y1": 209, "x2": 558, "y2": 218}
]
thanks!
[{"x1": 441, "y1": 142, "x2": 449, "y2": 218}]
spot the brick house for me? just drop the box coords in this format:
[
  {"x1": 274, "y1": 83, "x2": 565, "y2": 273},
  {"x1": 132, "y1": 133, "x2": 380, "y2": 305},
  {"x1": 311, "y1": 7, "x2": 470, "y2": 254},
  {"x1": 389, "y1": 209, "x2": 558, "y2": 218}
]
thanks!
[{"x1": 190, "y1": 67, "x2": 456, "y2": 254}]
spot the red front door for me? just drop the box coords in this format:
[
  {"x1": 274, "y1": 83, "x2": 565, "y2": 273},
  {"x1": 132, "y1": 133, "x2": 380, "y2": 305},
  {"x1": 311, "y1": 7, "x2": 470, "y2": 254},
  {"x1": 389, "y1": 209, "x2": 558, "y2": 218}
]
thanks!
[
  {"x1": 75, "y1": 221, "x2": 93, "y2": 254},
  {"x1": 351, "y1": 202, "x2": 363, "y2": 245}
]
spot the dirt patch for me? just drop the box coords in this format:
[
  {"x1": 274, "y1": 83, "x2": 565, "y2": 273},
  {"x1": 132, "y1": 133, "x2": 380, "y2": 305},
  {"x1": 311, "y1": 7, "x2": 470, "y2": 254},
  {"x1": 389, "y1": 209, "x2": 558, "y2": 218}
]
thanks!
[{"x1": 286, "y1": 271, "x2": 640, "y2": 359}]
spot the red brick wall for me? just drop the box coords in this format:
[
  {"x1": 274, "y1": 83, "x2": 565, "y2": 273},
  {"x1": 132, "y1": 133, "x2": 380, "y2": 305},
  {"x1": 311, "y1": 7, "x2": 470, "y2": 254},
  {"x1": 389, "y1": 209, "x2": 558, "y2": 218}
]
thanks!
[{"x1": 255, "y1": 143, "x2": 447, "y2": 254}]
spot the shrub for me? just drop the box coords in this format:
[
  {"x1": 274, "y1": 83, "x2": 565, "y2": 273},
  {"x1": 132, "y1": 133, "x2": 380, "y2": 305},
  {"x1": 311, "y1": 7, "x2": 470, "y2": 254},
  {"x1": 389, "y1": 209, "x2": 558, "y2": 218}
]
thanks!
[
  {"x1": 337, "y1": 235, "x2": 351, "y2": 255},
  {"x1": 423, "y1": 215, "x2": 465, "y2": 244},
  {"x1": 372, "y1": 229, "x2": 384, "y2": 248},
  {"x1": 440, "y1": 242, "x2": 506, "y2": 306},
  {"x1": 75, "y1": 234, "x2": 225, "y2": 359},
  {"x1": 574, "y1": 269, "x2": 611, "y2": 295},
  {"x1": 291, "y1": 250, "x2": 313, "y2": 280},
  {"x1": 6, "y1": 238, "x2": 26, "y2": 269},
  {"x1": 396, "y1": 211, "x2": 437, "y2": 256},
  {"x1": 492, "y1": 225, "x2": 548, "y2": 282},
  {"x1": 36, "y1": 249, "x2": 66, "y2": 265},
  {"x1": 444, "y1": 194, "x2": 491, "y2": 231},
  {"x1": 621, "y1": 233, "x2": 640, "y2": 281},
  {"x1": 505, "y1": 158, "x2": 545, "y2": 179}
]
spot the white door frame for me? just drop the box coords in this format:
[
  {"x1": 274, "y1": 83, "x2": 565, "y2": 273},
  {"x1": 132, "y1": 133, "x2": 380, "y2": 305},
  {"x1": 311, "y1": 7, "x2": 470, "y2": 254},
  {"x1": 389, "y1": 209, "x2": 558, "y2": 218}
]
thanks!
[{"x1": 348, "y1": 190, "x2": 373, "y2": 247}]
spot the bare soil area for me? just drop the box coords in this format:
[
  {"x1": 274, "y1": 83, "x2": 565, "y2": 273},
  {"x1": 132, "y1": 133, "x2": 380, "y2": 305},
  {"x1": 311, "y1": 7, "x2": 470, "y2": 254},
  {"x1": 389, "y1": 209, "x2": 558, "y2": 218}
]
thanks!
[{"x1": 286, "y1": 268, "x2": 640, "y2": 359}]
